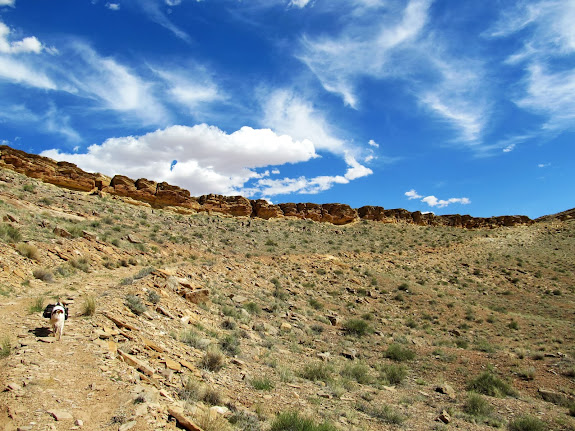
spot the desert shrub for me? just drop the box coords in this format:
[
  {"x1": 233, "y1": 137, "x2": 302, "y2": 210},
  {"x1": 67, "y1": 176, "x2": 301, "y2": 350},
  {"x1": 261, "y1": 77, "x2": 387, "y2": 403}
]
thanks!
[
  {"x1": 508, "y1": 415, "x2": 547, "y2": 431},
  {"x1": 251, "y1": 376, "x2": 275, "y2": 391},
  {"x1": 179, "y1": 329, "x2": 206, "y2": 349},
  {"x1": 219, "y1": 333, "x2": 241, "y2": 356},
  {"x1": 270, "y1": 411, "x2": 337, "y2": 431},
  {"x1": 342, "y1": 318, "x2": 371, "y2": 336},
  {"x1": 178, "y1": 378, "x2": 203, "y2": 402},
  {"x1": 357, "y1": 403, "x2": 405, "y2": 425},
  {"x1": 467, "y1": 371, "x2": 517, "y2": 397},
  {"x1": 125, "y1": 294, "x2": 146, "y2": 315},
  {"x1": 228, "y1": 411, "x2": 262, "y2": 431},
  {"x1": 340, "y1": 362, "x2": 372, "y2": 384},
  {"x1": 134, "y1": 266, "x2": 155, "y2": 279},
  {"x1": 69, "y1": 257, "x2": 90, "y2": 272},
  {"x1": 221, "y1": 318, "x2": 236, "y2": 330},
  {"x1": 517, "y1": 367, "x2": 535, "y2": 381},
  {"x1": 244, "y1": 302, "x2": 260, "y2": 315},
  {"x1": 32, "y1": 268, "x2": 53, "y2": 283},
  {"x1": 202, "y1": 386, "x2": 222, "y2": 405},
  {"x1": 120, "y1": 277, "x2": 133, "y2": 285},
  {"x1": 464, "y1": 393, "x2": 493, "y2": 417},
  {"x1": 0, "y1": 224, "x2": 22, "y2": 243},
  {"x1": 147, "y1": 290, "x2": 160, "y2": 304},
  {"x1": 22, "y1": 184, "x2": 36, "y2": 192},
  {"x1": 300, "y1": 361, "x2": 332, "y2": 383},
  {"x1": 308, "y1": 298, "x2": 324, "y2": 310},
  {"x1": 201, "y1": 347, "x2": 225, "y2": 371},
  {"x1": 385, "y1": 343, "x2": 415, "y2": 362},
  {"x1": 82, "y1": 296, "x2": 96, "y2": 316},
  {"x1": 29, "y1": 295, "x2": 45, "y2": 313},
  {"x1": 16, "y1": 243, "x2": 39, "y2": 260},
  {"x1": 378, "y1": 363, "x2": 408, "y2": 385},
  {"x1": 194, "y1": 409, "x2": 231, "y2": 431},
  {"x1": 0, "y1": 336, "x2": 10, "y2": 358}
]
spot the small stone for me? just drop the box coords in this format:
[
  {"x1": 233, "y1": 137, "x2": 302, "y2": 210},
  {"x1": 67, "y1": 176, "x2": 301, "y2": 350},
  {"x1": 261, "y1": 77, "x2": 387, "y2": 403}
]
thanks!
[
  {"x1": 437, "y1": 410, "x2": 451, "y2": 424},
  {"x1": 164, "y1": 358, "x2": 182, "y2": 372},
  {"x1": 6, "y1": 382, "x2": 23, "y2": 392},
  {"x1": 75, "y1": 419, "x2": 84, "y2": 427},
  {"x1": 435, "y1": 383, "x2": 456, "y2": 400},
  {"x1": 280, "y1": 322, "x2": 292, "y2": 331},
  {"x1": 48, "y1": 409, "x2": 74, "y2": 421}
]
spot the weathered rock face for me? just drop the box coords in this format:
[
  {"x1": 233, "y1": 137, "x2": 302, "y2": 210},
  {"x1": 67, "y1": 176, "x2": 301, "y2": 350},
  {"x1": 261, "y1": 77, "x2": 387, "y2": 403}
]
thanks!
[
  {"x1": 0, "y1": 145, "x2": 102, "y2": 191},
  {"x1": 0, "y1": 144, "x2": 536, "y2": 228}
]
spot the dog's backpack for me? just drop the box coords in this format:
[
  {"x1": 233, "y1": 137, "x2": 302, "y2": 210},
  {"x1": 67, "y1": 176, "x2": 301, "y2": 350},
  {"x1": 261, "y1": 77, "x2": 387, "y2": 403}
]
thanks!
[
  {"x1": 43, "y1": 303, "x2": 69, "y2": 320},
  {"x1": 42, "y1": 304, "x2": 54, "y2": 318}
]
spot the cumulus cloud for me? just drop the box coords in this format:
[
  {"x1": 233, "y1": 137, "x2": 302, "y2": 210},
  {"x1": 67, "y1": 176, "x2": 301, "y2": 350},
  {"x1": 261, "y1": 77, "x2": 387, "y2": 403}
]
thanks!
[
  {"x1": 0, "y1": 21, "x2": 43, "y2": 54},
  {"x1": 405, "y1": 189, "x2": 470, "y2": 208},
  {"x1": 41, "y1": 124, "x2": 319, "y2": 196},
  {"x1": 368, "y1": 139, "x2": 379, "y2": 148}
]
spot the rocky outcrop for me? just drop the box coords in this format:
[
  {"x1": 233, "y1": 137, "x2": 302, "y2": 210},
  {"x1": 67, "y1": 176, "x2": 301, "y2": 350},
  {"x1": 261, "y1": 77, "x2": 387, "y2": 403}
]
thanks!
[{"x1": 0, "y1": 144, "x2": 536, "y2": 228}]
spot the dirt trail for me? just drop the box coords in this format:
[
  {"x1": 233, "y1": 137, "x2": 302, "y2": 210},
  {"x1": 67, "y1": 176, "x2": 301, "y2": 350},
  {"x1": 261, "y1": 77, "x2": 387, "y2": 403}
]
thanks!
[{"x1": 0, "y1": 272, "x2": 165, "y2": 431}]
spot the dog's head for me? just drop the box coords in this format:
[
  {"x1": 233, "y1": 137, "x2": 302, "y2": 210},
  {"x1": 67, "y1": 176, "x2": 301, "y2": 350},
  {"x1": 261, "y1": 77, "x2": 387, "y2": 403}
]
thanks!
[{"x1": 51, "y1": 304, "x2": 66, "y2": 317}]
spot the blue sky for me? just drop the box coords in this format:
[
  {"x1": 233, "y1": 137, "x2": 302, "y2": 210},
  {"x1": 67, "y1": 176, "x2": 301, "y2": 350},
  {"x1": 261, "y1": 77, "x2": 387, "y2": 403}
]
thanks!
[{"x1": 0, "y1": 0, "x2": 573, "y2": 218}]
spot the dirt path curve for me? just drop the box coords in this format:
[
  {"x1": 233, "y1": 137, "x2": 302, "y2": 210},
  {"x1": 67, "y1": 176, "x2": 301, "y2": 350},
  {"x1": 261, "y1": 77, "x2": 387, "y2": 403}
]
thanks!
[{"x1": 0, "y1": 271, "x2": 168, "y2": 431}]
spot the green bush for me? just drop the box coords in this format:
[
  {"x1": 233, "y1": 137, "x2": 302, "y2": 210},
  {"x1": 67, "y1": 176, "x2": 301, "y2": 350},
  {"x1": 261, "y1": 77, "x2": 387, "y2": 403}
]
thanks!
[
  {"x1": 340, "y1": 362, "x2": 372, "y2": 384},
  {"x1": 125, "y1": 294, "x2": 147, "y2": 315},
  {"x1": 147, "y1": 290, "x2": 161, "y2": 304},
  {"x1": 464, "y1": 393, "x2": 493, "y2": 417},
  {"x1": 467, "y1": 371, "x2": 517, "y2": 397},
  {"x1": 0, "y1": 336, "x2": 10, "y2": 358},
  {"x1": 342, "y1": 318, "x2": 371, "y2": 336},
  {"x1": 357, "y1": 403, "x2": 405, "y2": 425},
  {"x1": 251, "y1": 377, "x2": 275, "y2": 391},
  {"x1": 270, "y1": 411, "x2": 337, "y2": 431},
  {"x1": 69, "y1": 257, "x2": 90, "y2": 272},
  {"x1": 378, "y1": 363, "x2": 408, "y2": 385},
  {"x1": 219, "y1": 334, "x2": 241, "y2": 356},
  {"x1": 29, "y1": 295, "x2": 45, "y2": 313},
  {"x1": 82, "y1": 296, "x2": 96, "y2": 316},
  {"x1": 299, "y1": 361, "x2": 332, "y2": 383},
  {"x1": 385, "y1": 343, "x2": 415, "y2": 362},
  {"x1": 508, "y1": 415, "x2": 547, "y2": 431},
  {"x1": 0, "y1": 224, "x2": 22, "y2": 243}
]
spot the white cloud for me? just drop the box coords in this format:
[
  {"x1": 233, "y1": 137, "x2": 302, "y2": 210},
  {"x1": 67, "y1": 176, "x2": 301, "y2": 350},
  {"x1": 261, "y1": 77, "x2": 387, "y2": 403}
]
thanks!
[
  {"x1": 137, "y1": 0, "x2": 191, "y2": 42},
  {"x1": 537, "y1": 163, "x2": 550, "y2": 168},
  {"x1": 288, "y1": 0, "x2": 312, "y2": 8},
  {"x1": 262, "y1": 89, "x2": 346, "y2": 154},
  {"x1": 405, "y1": 189, "x2": 422, "y2": 200},
  {"x1": 41, "y1": 124, "x2": 318, "y2": 196},
  {"x1": 368, "y1": 139, "x2": 379, "y2": 148},
  {"x1": 106, "y1": 3, "x2": 120, "y2": 11},
  {"x1": 516, "y1": 63, "x2": 575, "y2": 131},
  {"x1": 490, "y1": 1, "x2": 575, "y2": 132},
  {"x1": 63, "y1": 43, "x2": 168, "y2": 124},
  {"x1": 298, "y1": 0, "x2": 432, "y2": 108},
  {"x1": 0, "y1": 56, "x2": 56, "y2": 89},
  {"x1": 503, "y1": 143, "x2": 515, "y2": 153},
  {"x1": 153, "y1": 66, "x2": 223, "y2": 114},
  {"x1": 405, "y1": 189, "x2": 470, "y2": 208},
  {"x1": 0, "y1": 21, "x2": 43, "y2": 54},
  {"x1": 0, "y1": 0, "x2": 15, "y2": 7}
]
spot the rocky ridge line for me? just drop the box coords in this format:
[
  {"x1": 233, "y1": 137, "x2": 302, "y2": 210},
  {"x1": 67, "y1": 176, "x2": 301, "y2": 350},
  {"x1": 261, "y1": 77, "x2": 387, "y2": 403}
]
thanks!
[{"x1": 1, "y1": 145, "x2": 533, "y2": 228}]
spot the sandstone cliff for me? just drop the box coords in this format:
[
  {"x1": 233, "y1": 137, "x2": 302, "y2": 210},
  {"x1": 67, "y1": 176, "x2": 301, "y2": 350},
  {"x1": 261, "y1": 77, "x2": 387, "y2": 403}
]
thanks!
[{"x1": 0, "y1": 145, "x2": 534, "y2": 228}]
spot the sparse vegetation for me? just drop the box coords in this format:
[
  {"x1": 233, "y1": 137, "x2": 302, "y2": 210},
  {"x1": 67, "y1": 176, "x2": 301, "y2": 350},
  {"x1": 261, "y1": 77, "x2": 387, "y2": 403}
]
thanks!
[
  {"x1": 467, "y1": 371, "x2": 517, "y2": 398},
  {"x1": 270, "y1": 411, "x2": 337, "y2": 431},
  {"x1": 16, "y1": 243, "x2": 39, "y2": 260},
  {"x1": 385, "y1": 343, "x2": 415, "y2": 362},
  {"x1": 29, "y1": 296, "x2": 45, "y2": 313},
  {"x1": 32, "y1": 268, "x2": 53, "y2": 282},
  {"x1": 508, "y1": 415, "x2": 547, "y2": 431},
  {"x1": 0, "y1": 336, "x2": 10, "y2": 358},
  {"x1": 201, "y1": 347, "x2": 225, "y2": 372},
  {"x1": 125, "y1": 294, "x2": 146, "y2": 315},
  {"x1": 82, "y1": 295, "x2": 96, "y2": 316},
  {"x1": 342, "y1": 318, "x2": 371, "y2": 336}
]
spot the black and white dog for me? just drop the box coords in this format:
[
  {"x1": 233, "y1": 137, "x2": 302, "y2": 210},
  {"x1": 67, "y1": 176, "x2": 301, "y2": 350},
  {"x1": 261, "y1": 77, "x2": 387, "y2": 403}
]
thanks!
[{"x1": 43, "y1": 302, "x2": 68, "y2": 341}]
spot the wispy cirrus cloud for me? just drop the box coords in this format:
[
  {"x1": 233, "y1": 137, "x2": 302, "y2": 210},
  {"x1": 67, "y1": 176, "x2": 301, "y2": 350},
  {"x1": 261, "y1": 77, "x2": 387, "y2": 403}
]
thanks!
[
  {"x1": 489, "y1": 1, "x2": 575, "y2": 133},
  {"x1": 405, "y1": 189, "x2": 470, "y2": 208},
  {"x1": 297, "y1": 0, "x2": 490, "y2": 146}
]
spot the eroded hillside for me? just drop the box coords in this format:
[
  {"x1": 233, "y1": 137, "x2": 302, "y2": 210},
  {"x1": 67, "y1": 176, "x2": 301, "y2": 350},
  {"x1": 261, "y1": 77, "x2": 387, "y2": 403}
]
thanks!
[{"x1": 0, "y1": 167, "x2": 574, "y2": 431}]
